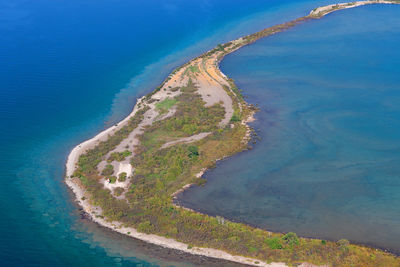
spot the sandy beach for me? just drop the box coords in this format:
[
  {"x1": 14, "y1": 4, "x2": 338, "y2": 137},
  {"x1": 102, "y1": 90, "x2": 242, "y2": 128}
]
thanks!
[{"x1": 310, "y1": 0, "x2": 397, "y2": 17}]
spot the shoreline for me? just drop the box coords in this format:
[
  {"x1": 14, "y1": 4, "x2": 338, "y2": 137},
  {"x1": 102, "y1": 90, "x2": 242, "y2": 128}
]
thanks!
[
  {"x1": 66, "y1": 179, "x2": 288, "y2": 267},
  {"x1": 65, "y1": 1, "x2": 400, "y2": 266}
]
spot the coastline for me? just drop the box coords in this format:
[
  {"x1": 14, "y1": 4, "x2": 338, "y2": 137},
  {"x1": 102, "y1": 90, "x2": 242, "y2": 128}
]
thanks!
[
  {"x1": 309, "y1": 0, "x2": 397, "y2": 17},
  {"x1": 65, "y1": 1, "x2": 400, "y2": 266},
  {"x1": 66, "y1": 179, "x2": 288, "y2": 267}
]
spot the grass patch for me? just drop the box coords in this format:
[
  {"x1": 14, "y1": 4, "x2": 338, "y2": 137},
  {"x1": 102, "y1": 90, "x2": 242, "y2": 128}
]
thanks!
[
  {"x1": 183, "y1": 65, "x2": 200, "y2": 77},
  {"x1": 155, "y1": 98, "x2": 177, "y2": 113},
  {"x1": 188, "y1": 65, "x2": 199, "y2": 73}
]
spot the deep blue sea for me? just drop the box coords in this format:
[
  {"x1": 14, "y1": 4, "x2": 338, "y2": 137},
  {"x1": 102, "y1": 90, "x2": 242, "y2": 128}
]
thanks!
[
  {"x1": 180, "y1": 4, "x2": 400, "y2": 255},
  {"x1": 1, "y1": 0, "x2": 399, "y2": 266}
]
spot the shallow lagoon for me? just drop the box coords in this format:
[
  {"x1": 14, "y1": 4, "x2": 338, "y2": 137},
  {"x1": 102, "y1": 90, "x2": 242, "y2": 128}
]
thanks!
[{"x1": 180, "y1": 4, "x2": 400, "y2": 254}]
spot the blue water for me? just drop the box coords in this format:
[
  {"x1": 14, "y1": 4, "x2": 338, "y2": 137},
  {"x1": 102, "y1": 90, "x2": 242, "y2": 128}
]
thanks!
[
  {"x1": 179, "y1": 4, "x2": 400, "y2": 254},
  {"x1": 1, "y1": 0, "x2": 349, "y2": 265}
]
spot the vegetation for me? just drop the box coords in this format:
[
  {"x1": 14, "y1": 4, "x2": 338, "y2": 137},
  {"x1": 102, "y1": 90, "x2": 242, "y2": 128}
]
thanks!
[
  {"x1": 108, "y1": 150, "x2": 132, "y2": 162},
  {"x1": 118, "y1": 172, "x2": 127, "y2": 182},
  {"x1": 188, "y1": 65, "x2": 199, "y2": 73},
  {"x1": 109, "y1": 176, "x2": 117, "y2": 184},
  {"x1": 282, "y1": 232, "x2": 300, "y2": 247},
  {"x1": 101, "y1": 164, "x2": 114, "y2": 176},
  {"x1": 265, "y1": 237, "x2": 283, "y2": 250},
  {"x1": 71, "y1": 8, "x2": 400, "y2": 266},
  {"x1": 155, "y1": 98, "x2": 178, "y2": 114},
  {"x1": 230, "y1": 113, "x2": 241, "y2": 123},
  {"x1": 114, "y1": 187, "x2": 124, "y2": 196},
  {"x1": 188, "y1": 145, "x2": 199, "y2": 158},
  {"x1": 72, "y1": 106, "x2": 148, "y2": 180}
]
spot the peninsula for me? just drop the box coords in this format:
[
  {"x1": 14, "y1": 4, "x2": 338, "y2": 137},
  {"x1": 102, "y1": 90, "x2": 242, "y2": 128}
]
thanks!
[{"x1": 66, "y1": 1, "x2": 400, "y2": 266}]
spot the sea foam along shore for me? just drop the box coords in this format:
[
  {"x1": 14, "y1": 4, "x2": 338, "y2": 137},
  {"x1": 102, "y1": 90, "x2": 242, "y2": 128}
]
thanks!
[{"x1": 65, "y1": 1, "x2": 398, "y2": 266}]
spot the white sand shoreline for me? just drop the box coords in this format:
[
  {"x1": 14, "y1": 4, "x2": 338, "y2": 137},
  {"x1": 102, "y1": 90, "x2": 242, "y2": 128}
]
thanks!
[
  {"x1": 65, "y1": 1, "x2": 399, "y2": 266},
  {"x1": 310, "y1": 0, "x2": 398, "y2": 17}
]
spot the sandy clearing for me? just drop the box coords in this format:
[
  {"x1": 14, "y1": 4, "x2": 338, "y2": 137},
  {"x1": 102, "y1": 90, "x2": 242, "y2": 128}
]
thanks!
[{"x1": 116, "y1": 162, "x2": 132, "y2": 176}]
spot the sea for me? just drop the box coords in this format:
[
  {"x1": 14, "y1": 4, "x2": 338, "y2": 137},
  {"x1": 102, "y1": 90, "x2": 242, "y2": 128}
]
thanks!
[{"x1": 1, "y1": 0, "x2": 399, "y2": 266}]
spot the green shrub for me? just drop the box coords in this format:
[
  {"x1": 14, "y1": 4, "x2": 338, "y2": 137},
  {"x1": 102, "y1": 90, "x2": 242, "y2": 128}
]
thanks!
[
  {"x1": 101, "y1": 164, "x2": 114, "y2": 176},
  {"x1": 118, "y1": 172, "x2": 127, "y2": 182},
  {"x1": 188, "y1": 146, "x2": 199, "y2": 158},
  {"x1": 264, "y1": 237, "x2": 283, "y2": 249},
  {"x1": 282, "y1": 232, "x2": 299, "y2": 247},
  {"x1": 109, "y1": 176, "x2": 117, "y2": 184},
  {"x1": 230, "y1": 114, "x2": 241, "y2": 122}
]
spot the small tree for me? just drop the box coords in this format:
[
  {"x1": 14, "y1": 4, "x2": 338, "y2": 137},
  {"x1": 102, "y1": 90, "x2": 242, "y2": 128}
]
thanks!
[
  {"x1": 188, "y1": 146, "x2": 199, "y2": 158},
  {"x1": 282, "y1": 232, "x2": 299, "y2": 247},
  {"x1": 230, "y1": 114, "x2": 240, "y2": 122},
  {"x1": 118, "y1": 172, "x2": 127, "y2": 182}
]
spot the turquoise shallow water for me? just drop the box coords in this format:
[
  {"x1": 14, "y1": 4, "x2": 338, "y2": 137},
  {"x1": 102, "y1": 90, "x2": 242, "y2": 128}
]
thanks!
[
  {"x1": 1, "y1": 0, "x2": 345, "y2": 265},
  {"x1": 179, "y1": 4, "x2": 400, "y2": 254}
]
